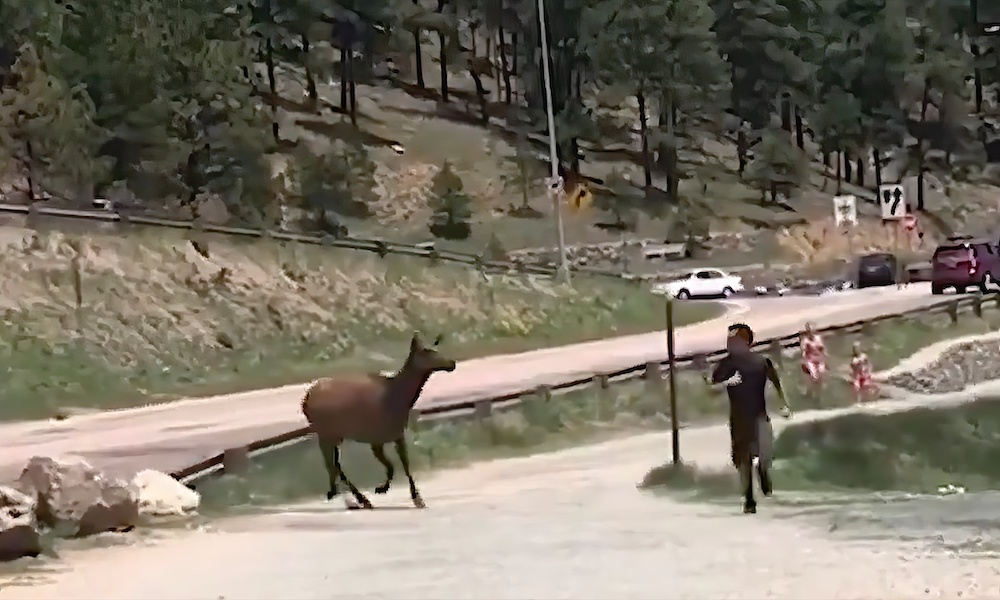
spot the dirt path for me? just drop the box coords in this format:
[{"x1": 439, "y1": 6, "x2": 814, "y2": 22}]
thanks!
[
  {"x1": 6, "y1": 383, "x2": 999, "y2": 599},
  {"x1": 0, "y1": 284, "x2": 943, "y2": 481}
]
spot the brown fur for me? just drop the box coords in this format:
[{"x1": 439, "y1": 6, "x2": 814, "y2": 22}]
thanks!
[{"x1": 301, "y1": 332, "x2": 456, "y2": 510}]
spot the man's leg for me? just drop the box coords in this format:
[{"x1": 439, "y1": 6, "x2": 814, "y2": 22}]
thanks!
[{"x1": 756, "y1": 416, "x2": 774, "y2": 496}]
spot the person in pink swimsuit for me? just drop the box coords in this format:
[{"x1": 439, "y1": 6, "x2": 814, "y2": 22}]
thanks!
[
  {"x1": 799, "y1": 322, "x2": 826, "y2": 393},
  {"x1": 849, "y1": 342, "x2": 877, "y2": 404}
]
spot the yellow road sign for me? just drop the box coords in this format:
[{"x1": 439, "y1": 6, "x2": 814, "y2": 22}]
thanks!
[{"x1": 565, "y1": 183, "x2": 593, "y2": 212}]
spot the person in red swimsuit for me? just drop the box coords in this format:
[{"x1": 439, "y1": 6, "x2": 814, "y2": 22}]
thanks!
[
  {"x1": 799, "y1": 322, "x2": 826, "y2": 395},
  {"x1": 849, "y1": 342, "x2": 878, "y2": 404},
  {"x1": 901, "y1": 203, "x2": 921, "y2": 251}
]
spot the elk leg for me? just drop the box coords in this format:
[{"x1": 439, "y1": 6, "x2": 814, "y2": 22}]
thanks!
[
  {"x1": 335, "y1": 446, "x2": 373, "y2": 509},
  {"x1": 370, "y1": 444, "x2": 394, "y2": 494},
  {"x1": 318, "y1": 438, "x2": 340, "y2": 500},
  {"x1": 394, "y1": 436, "x2": 424, "y2": 508}
]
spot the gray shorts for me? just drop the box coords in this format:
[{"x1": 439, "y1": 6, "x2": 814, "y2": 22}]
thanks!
[{"x1": 731, "y1": 415, "x2": 773, "y2": 467}]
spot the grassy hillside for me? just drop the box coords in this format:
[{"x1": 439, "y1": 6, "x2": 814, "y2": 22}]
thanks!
[{"x1": 0, "y1": 225, "x2": 718, "y2": 421}]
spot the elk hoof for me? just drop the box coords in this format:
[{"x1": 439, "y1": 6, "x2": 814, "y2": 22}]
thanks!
[
  {"x1": 326, "y1": 490, "x2": 336, "y2": 501},
  {"x1": 374, "y1": 483, "x2": 390, "y2": 494},
  {"x1": 412, "y1": 496, "x2": 426, "y2": 509}
]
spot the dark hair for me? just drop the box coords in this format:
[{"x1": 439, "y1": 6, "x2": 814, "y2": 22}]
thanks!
[{"x1": 728, "y1": 323, "x2": 754, "y2": 345}]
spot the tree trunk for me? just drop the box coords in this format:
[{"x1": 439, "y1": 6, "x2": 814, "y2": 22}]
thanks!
[
  {"x1": 499, "y1": 25, "x2": 511, "y2": 104},
  {"x1": 779, "y1": 91, "x2": 792, "y2": 133},
  {"x1": 637, "y1": 88, "x2": 652, "y2": 189},
  {"x1": 348, "y1": 50, "x2": 358, "y2": 127},
  {"x1": 24, "y1": 139, "x2": 35, "y2": 203},
  {"x1": 973, "y1": 43, "x2": 983, "y2": 113},
  {"x1": 518, "y1": 153, "x2": 530, "y2": 209},
  {"x1": 470, "y1": 69, "x2": 489, "y2": 125},
  {"x1": 873, "y1": 147, "x2": 883, "y2": 191},
  {"x1": 835, "y1": 150, "x2": 843, "y2": 194},
  {"x1": 511, "y1": 32, "x2": 518, "y2": 76},
  {"x1": 266, "y1": 37, "x2": 279, "y2": 142},
  {"x1": 844, "y1": 150, "x2": 853, "y2": 184},
  {"x1": 856, "y1": 156, "x2": 865, "y2": 188},
  {"x1": 437, "y1": 0, "x2": 449, "y2": 102},
  {"x1": 340, "y1": 45, "x2": 348, "y2": 110},
  {"x1": 412, "y1": 0, "x2": 425, "y2": 88},
  {"x1": 303, "y1": 34, "x2": 317, "y2": 111},
  {"x1": 794, "y1": 106, "x2": 804, "y2": 149},
  {"x1": 737, "y1": 126, "x2": 748, "y2": 176},
  {"x1": 917, "y1": 77, "x2": 930, "y2": 211}
]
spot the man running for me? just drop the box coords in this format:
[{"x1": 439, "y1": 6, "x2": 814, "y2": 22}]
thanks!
[{"x1": 706, "y1": 323, "x2": 792, "y2": 514}]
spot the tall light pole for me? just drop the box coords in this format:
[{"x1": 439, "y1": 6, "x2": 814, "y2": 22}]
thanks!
[{"x1": 537, "y1": 0, "x2": 570, "y2": 282}]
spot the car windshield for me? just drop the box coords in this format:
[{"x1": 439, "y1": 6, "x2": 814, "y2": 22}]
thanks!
[
  {"x1": 934, "y1": 246, "x2": 973, "y2": 266},
  {"x1": 860, "y1": 255, "x2": 890, "y2": 266}
]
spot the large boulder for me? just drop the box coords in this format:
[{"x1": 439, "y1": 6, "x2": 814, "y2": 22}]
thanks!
[
  {"x1": 0, "y1": 485, "x2": 42, "y2": 562},
  {"x1": 16, "y1": 456, "x2": 139, "y2": 538},
  {"x1": 131, "y1": 470, "x2": 200, "y2": 518}
]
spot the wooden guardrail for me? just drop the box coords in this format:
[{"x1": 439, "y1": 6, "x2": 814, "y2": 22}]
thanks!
[
  {"x1": 171, "y1": 292, "x2": 1000, "y2": 483},
  {"x1": 0, "y1": 202, "x2": 640, "y2": 280}
]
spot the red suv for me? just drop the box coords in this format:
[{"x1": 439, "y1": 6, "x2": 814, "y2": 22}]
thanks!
[{"x1": 931, "y1": 239, "x2": 1000, "y2": 294}]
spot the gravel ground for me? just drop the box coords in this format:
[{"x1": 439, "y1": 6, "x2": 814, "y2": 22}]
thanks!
[
  {"x1": 886, "y1": 337, "x2": 1000, "y2": 394},
  {"x1": 6, "y1": 391, "x2": 1000, "y2": 600}
]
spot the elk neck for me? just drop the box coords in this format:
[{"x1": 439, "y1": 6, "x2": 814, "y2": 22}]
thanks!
[{"x1": 385, "y1": 361, "x2": 434, "y2": 412}]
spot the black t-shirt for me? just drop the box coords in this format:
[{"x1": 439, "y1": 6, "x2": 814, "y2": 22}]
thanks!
[{"x1": 711, "y1": 349, "x2": 772, "y2": 423}]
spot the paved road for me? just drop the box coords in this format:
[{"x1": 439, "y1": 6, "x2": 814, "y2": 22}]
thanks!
[
  {"x1": 6, "y1": 383, "x2": 1000, "y2": 599},
  {"x1": 0, "y1": 283, "x2": 943, "y2": 481}
]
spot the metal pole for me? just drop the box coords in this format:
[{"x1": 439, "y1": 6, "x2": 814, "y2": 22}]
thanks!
[
  {"x1": 666, "y1": 298, "x2": 680, "y2": 464},
  {"x1": 537, "y1": 0, "x2": 570, "y2": 282}
]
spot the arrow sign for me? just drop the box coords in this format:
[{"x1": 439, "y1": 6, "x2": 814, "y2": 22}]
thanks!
[{"x1": 879, "y1": 184, "x2": 905, "y2": 220}]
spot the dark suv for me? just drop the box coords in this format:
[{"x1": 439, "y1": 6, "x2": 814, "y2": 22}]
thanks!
[
  {"x1": 931, "y1": 239, "x2": 1000, "y2": 294},
  {"x1": 856, "y1": 253, "x2": 898, "y2": 288}
]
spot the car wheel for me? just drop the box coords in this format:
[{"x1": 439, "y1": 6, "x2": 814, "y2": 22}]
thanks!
[
  {"x1": 981, "y1": 273, "x2": 995, "y2": 294},
  {"x1": 957, "y1": 285, "x2": 968, "y2": 294},
  {"x1": 676, "y1": 289, "x2": 691, "y2": 300},
  {"x1": 722, "y1": 286, "x2": 735, "y2": 298},
  {"x1": 931, "y1": 284, "x2": 944, "y2": 295}
]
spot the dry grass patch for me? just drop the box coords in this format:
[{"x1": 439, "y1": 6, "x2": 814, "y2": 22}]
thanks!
[{"x1": 0, "y1": 225, "x2": 718, "y2": 421}]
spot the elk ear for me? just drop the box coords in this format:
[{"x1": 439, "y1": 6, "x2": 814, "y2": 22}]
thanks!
[{"x1": 410, "y1": 331, "x2": 421, "y2": 351}]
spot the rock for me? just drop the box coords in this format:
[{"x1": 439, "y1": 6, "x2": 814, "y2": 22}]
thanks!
[
  {"x1": 0, "y1": 485, "x2": 42, "y2": 561},
  {"x1": 17, "y1": 456, "x2": 140, "y2": 538},
  {"x1": 195, "y1": 193, "x2": 231, "y2": 225},
  {"x1": 131, "y1": 470, "x2": 200, "y2": 518},
  {"x1": 885, "y1": 340, "x2": 1000, "y2": 394}
]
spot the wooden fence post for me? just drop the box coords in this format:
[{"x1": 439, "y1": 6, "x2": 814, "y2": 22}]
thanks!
[
  {"x1": 947, "y1": 300, "x2": 959, "y2": 325},
  {"x1": 768, "y1": 339, "x2": 783, "y2": 368},
  {"x1": 594, "y1": 374, "x2": 610, "y2": 420},
  {"x1": 644, "y1": 361, "x2": 663, "y2": 396},
  {"x1": 536, "y1": 384, "x2": 552, "y2": 402},
  {"x1": 974, "y1": 296, "x2": 984, "y2": 318},
  {"x1": 222, "y1": 447, "x2": 250, "y2": 475},
  {"x1": 473, "y1": 399, "x2": 492, "y2": 421}
]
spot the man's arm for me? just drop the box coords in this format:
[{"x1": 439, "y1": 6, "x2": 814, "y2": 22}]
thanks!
[
  {"x1": 765, "y1": 358, "x2": 791, "y2": 413},
  {"x1": 706, "y1": 359, "x2": 739, "y2": 391}
]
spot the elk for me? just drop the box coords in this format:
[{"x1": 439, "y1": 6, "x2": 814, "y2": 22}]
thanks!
[{"x1": 301, "y1": 332, "x2": 456, "y2": 509}]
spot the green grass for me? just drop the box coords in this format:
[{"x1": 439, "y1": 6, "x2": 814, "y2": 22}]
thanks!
[
  {"x1": 0, "y1": 228, "x2": 722, "y2": 421},
  {"x1": 771, "y1": 396, "x2": 1000, "y2": 494}
]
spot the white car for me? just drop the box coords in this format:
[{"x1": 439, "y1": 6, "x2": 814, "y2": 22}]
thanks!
[{"x1": 652, "y1": 268, "x2": 744, "y2": 299}]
